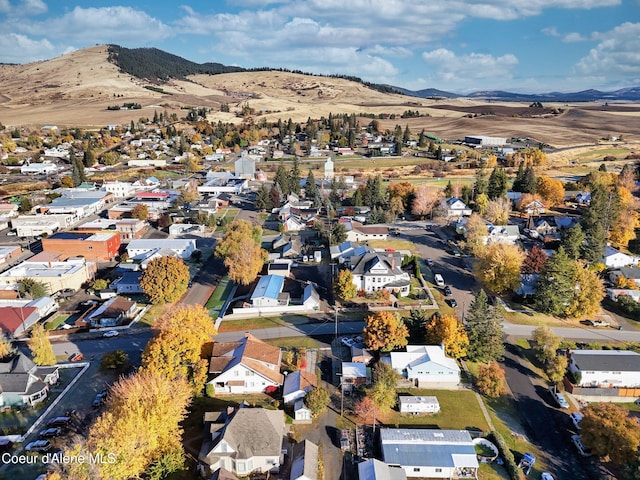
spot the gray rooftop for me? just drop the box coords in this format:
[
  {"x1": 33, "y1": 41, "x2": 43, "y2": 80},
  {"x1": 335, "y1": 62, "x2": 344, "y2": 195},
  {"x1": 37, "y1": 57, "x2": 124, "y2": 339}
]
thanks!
[{"x1": 571, "y1": 350, "x2": 640, "y2": 372}]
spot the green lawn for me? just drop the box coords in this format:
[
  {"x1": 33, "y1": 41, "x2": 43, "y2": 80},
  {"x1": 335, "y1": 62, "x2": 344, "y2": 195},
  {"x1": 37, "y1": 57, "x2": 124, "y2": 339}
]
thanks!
[
  {"x1": 45, "y1": 314, "x2": 69, "y2": 330},
  {"x1": 206, "y1": 276, "x2": 233, "y2": 310},
  {"x1": 262, "y1": 336, "x2": 320, "y2": 349},
  {"x1": 572, "y1": 146, "x2": 632, "y2": 162},
  {"x1": 368, "y1": 239, "x2": 416, "y2": 251},
  {"x1": 218, "y1": 315, "x2": 310, "y2": 332},
  {"x1": 388, "y1": 389, "x2": 490, "y2": 432}
]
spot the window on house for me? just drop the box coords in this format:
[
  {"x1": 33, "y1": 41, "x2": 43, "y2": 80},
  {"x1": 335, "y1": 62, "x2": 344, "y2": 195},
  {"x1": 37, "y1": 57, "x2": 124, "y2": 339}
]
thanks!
[
  {"x1": 436, "y1": 468, "x2": 442, "y2": 472},
  {"x1": 413, "y1": 468, "x2": 420, "y2": 472}
]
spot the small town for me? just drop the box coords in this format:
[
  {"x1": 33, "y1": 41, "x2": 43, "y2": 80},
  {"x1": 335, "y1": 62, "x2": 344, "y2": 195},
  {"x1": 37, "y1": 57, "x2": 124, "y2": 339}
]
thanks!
[
  {"x1": 0, "y1": 0, "x2": 639, "y2": 476},
  {"x1": 0, "y1": 106, "x2": 639, "y2": 480}
]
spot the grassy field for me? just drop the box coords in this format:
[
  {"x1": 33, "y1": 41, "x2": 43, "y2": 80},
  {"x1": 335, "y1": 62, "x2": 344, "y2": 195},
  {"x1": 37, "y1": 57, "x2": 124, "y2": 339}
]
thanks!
[
  {"x1": 387, "y1": 389, "x2": 490, "y2": 432},
  {"x1": 263, "y1": 336, "x2": 320, "y2": 349},
  {"x1": 217, "y1": 314, "x2": 314, "y2": 332},
  {"x1": 572, "y1": 146, "x2": 632, "y2": 162},
  {"x1": 45, "y1": 314, "x2": 69, "y2": 330},
  {"x1": 367, "y1": 239, "x2": 416, "y2": 251},
  {"x1": 205, "y1": 275, "x2": 233, "y2": 318}
]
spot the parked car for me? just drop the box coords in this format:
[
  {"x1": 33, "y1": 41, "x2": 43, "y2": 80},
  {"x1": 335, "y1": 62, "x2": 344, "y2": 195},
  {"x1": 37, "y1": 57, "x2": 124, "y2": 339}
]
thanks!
[
  {"x1": 341, "y1": 337, "x2": 355, "y2": 347},
  {"x1": 426, "y1": 258, "x2": 434, "y2": 267},
  {"x1": 70, "y1": 353, "x2": 83, "y2": 362},
  {"x1": 102, "y1": 330, "x2": 119, "y2": 338},
  {"x1": 541, "y1": 473, "x2": 556, "y2": 480},
  {"x1": 586, "y1": 319, "x2": 610, "y2": 328},
  {"x1": 58, "y1": 288, "x2": 75, "y2": 298},
  {"x1": 92, "y1": 389, "x2": 108, "y2": 408},
  {"x1": 25, "y1": 440, "x2": 52, "y2": 453},
  {"x1": 434, "y1": 273, "x2": 445, "y2": 287},
  {"x1": 447, "y1": 298, "x2": 458, "y2": 308},
  {"x1": 571, "y1": 434, "x2": 592, "y2": 457},
  {"x1": 39, "y1": 427, "x2": 63, "y2": 438},
  {"x1": 570, "y1": 412, "x2": 583, "y2": 430},
  {"x1": 443, "y1": 286, "x2": 452, "y2": 296},
  {"x1": 6, "y1": 231, "x2": 16, "y2": 236},
  {"x1": 552, "y1": 390, "x2": 570, "y2": 409},
  {"x1": 46, "y1": 416, "x2": 71, "y2": 428}
]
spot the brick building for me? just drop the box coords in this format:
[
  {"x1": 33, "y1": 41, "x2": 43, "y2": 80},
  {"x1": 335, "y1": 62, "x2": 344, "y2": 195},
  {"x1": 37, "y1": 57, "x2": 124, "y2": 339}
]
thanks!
[{"x1": 42, "y1": 232, "x2": 121, "y2": 261}]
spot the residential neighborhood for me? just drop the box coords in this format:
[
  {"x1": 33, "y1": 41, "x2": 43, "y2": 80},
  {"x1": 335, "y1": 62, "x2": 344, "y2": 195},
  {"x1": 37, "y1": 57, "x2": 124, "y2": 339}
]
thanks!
[{"x1": 0, "y1": 107, "x2": 639, "y2": 480}]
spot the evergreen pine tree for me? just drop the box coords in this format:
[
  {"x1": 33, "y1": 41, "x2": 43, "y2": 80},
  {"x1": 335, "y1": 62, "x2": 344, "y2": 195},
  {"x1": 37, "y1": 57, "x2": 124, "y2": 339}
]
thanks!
[
  {"x1": 474, "y1": 168, "x2": 488, "y2": 198},
  {"x1": 255, "y1": 184, "x2": 271, "y2": 212},
  {"x1": 487, "y1": 167, "x2": 508, "y2": 199},
  {"x1": 561, "y1": 224, "x2": 586, "y2": 260},
  {"x1": 305, "y1": 169, "x2": 317, "y2": 199},
  {"x1": 418, "y1": 130, "x2": 426, "y2": 147},
  {"x1": 403, "y1": 125, "x2": 411, "y2": 143},
  {"x1": 522, "y1": 166, "x2": 537, "y2": 193},
  {"x1": 352, "y1": 188, "x2": 363, "y2": 206},
  {"x1": 512, "y1": 164, "x2": 525, "y2": 192},
  {"x1": 444, "y1": 181, "x2": 453, "y2": 198},
  {"x1": 465, "y1": 290, "x2": 505, "y2": 363},
  {"x1": 290, "y1": 157, "x2": 301, "y2": 195},
  {"x1": 534, "y1": 247, "x2": 578, "y2": 317},
  {"x1": 274, "y1": 163, "x2": 291, "y2": 196}
]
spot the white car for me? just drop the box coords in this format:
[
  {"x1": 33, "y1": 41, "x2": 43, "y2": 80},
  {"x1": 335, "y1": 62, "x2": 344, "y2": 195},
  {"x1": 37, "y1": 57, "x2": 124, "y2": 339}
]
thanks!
[
  {"x1": 541, "y1": 473, "x2": 555, "y2": 480},
  {"x1": 570, "y1": 412, "x2": 583, "y2": 431},
  {"x1": 550, "y1": 389, "x2": 570, "y2": 409},
  {"x1": 102, "y1": 330, "x2": 119, "y2": 338},
  {"x1": 6, "y1": 231, "x2": 16, "y2": 236}
]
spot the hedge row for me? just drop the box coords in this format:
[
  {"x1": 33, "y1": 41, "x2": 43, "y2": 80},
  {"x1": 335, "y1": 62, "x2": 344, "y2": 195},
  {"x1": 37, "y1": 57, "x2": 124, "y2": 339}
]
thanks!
[{"x1": 488, "y1": 431, "x2": 525, "y2": 480}]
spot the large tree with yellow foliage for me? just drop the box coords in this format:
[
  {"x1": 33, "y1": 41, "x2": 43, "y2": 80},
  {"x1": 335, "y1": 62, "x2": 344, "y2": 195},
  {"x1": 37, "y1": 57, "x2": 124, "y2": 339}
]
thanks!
[
  {"x1": 215, "y1": 219, "x2": 267, "y2": 285},
  {"x1": 463, "y1": 213, "x2": 488, "y2": 256},
  {"x1": 425, "y1": 313, "x2": 468, "y2": 359},
  {"x1": 363, "y1": 311, "x2": 408, "y2": 352},
  {"x1": 29, "y1": 323, "x2": 55, "y2": 366},
  {"x1": 610, "y1": 185, "x2": 639, "y2": 247},
  {"x1": 535, "y1": 176, "x2": 565, "y2": 206},
  {"x1": 88, "y1": 371, "x2": 192, "y2": 480},
  {"x1": 140, "y1": 256, "x2": 190, "y2": 304},
  {"x1": 475, "y1": 243, "x2": 524, "y2": 294},
  {"x1": 565, "y1": 263, "x2": 605, "y2": 318},
  {"x1": 142, "y1": 304, "x2": 216, "y2": 394}
]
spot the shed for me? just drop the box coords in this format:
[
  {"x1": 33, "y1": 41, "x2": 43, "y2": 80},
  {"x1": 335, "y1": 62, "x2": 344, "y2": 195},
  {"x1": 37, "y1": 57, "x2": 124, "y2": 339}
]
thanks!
[{"x1": 398, "y1": 395, "x2": 440, "y2": 414}]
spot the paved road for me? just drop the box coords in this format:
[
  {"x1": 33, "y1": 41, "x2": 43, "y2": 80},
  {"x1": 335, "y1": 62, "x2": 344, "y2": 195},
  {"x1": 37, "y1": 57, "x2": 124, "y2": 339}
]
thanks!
[
  {"x1": 502, "y1": 344, "x2": 597, "y2": 480},
  {"x1": 399, "y1": 227, "x2": 477, "y2": 316}
]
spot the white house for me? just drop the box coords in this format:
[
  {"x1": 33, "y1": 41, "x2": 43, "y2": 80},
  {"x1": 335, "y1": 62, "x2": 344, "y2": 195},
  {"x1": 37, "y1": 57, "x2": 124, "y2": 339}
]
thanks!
[
  {"x1": 126, "y1": 239, "x2": 196, "y2": 260},
  {"x1": 283, "y1": 370, "x2": 317, "y2": 405},
  {"x1": 207, "y1": 333, "x2": 283, "y2": 394},
  {"x1": 484, "y1": 225, "x2": 521, "y2": 245},
  {"x1": 568, "y1": 350, "x2": 640, "y2": 388},
  {"x1": 101, "y1": 181, "x2": 134, "y2": 198},
  {"x1": 350, "y1": 251, "x2": 411, "y2": 296},
  {"x1": 398, "y1": 395, "x2": 441, "y2": 414},
  {"x1": 388, "y1": 345, "x2": 460, "y2": 388},
  {"x1": 20, "y1": 162, "x2": 58, "y2": 175},
  {"x1": 603, "y1": 246, "x2": 638, "y2": 269},
  {"x1": 343, "y1": 221, "x2": 389, "y2": 243},
  {"x1": 380, "y1": 429, "x2": 478, "y2": 479},
  {"x1": 607, "y1": 288, "x2": 640, "y2": 302},
  {"x1": 198, "y1": 407, "x2": 284, "y2": 478},
  {"x1": 250, "y1": 275, "x2": 288, "y2": 307},
  {"x1": 443, "y1": 198, "x2": 472, "y2": 218}
]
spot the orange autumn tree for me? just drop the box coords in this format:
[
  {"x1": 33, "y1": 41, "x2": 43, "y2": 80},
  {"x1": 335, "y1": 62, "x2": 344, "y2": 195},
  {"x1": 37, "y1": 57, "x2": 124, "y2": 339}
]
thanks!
[
  {"x1": 363, "y1": 311, "x2": 409, "y2": 352},
  {"x1": 476, "y1": 362, "x2": 507, "y2": 398},
  {"x1": 215, "y1": 219, "x2": 267, "y2": 285}
]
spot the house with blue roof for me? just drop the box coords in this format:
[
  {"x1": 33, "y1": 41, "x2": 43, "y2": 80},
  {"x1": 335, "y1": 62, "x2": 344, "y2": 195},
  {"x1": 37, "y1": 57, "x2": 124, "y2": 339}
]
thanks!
[
  {"x1": 250, "y1": 275, "x2": 289, "y2": 307},
  {"x1": 380, "y1": 428, "x2": 478, "y2": 479}
]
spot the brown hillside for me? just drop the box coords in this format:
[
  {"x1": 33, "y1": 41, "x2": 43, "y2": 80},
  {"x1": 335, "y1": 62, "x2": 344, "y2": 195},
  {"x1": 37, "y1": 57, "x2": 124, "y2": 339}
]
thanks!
[{"x1": 0, "y1": 45, "x2": 639, "y2": 149}]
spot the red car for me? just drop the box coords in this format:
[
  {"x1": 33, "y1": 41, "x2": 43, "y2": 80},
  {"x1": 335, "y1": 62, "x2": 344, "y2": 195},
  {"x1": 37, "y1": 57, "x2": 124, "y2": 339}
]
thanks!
[{"x1": 70, "y1": 353, "x2": 84, "y2": 362}]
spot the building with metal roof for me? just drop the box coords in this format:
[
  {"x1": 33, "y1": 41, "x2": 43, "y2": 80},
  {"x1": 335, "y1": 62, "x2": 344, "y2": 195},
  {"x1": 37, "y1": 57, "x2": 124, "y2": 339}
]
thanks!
[
  {"x1": 358, "y1": 459, "x2": 407, "y2": 480},
  {"x1": 250, "y1": 275, "x2": 287, "y2": 307},
  {"x1": 568, "y1": 350, "x2": 640, "y2": 388},
  {"x1": 380, "y1": 428, "x2": 478, "y2": 478}
]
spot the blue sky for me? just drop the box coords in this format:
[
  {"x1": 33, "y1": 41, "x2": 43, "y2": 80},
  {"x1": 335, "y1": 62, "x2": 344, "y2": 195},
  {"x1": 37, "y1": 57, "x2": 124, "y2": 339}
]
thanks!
[{"x1": 1, "y1": 0, "x2": 638, "y2": 93}]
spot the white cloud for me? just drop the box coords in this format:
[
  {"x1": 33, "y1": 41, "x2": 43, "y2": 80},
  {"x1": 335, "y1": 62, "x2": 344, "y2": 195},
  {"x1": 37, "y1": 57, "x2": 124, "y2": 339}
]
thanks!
[
  {"x1": 563, "y1": 32, "x2": 588, "y2": 42},
  {"x1": 18, "y1": 6, "x2": 172, "y2": 44},
  {"x1": 20, "y1": 0, "x2": 46, "y2": 15},
  {"x1": 0, "y1": 33, "x2": 55, "y2": 63},
  {"x1": 542, "y1": 27, "x2": 560, "y2": 37},
  {"x1": 575, "y1": 22, "x2": 640, "y2": 76},
  {"x1": 421, "y1": 48, "x2": 518, "y2": 81}
]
